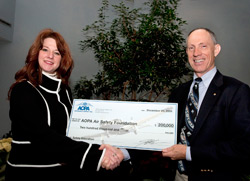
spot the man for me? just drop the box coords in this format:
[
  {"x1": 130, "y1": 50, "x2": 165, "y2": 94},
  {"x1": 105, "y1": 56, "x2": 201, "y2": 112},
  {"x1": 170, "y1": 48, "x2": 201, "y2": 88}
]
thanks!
[{"x1": 162, "y1": 28, "x2": 250, "y2": 181}]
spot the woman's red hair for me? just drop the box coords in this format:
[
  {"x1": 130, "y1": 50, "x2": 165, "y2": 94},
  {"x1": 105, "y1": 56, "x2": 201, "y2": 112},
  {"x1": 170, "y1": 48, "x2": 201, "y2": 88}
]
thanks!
[{"x1": 8, "y1": 28, "x2": 74, "y2": 99}]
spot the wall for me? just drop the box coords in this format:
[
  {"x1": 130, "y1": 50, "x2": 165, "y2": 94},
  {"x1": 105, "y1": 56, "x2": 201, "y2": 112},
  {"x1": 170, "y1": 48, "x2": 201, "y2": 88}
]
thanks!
[
  {"x1": 0, "y1": 0, "x2": 250, "y2": 136},
  {"x1": 0, "y1": 0, "x2": 16, "y2": 41}
]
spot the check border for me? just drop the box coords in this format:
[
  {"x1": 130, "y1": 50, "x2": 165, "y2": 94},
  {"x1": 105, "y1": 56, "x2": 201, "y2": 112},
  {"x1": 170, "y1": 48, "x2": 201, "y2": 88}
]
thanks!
[{"x1": 67, "y1": 99, "x2": 178, "y2": 151}]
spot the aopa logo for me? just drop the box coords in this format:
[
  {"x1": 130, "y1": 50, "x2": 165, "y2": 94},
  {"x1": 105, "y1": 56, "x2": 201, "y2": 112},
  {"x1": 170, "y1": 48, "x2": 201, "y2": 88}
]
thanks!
[{"x1": 75, "y1": 102, "x2": 93, "y2": 112}]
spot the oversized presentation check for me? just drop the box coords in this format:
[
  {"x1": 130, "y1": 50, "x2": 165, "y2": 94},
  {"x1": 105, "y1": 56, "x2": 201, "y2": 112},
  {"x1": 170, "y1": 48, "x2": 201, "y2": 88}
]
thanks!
[{"x1": 67, "y1": 99, "x2": 177, "y2": 151}]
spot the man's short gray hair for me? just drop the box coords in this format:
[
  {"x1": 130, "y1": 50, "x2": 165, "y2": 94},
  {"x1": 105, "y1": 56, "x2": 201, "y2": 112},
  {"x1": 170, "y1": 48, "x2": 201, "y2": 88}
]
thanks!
[{"x1": 186, "y1": 27, "x2": 218, "y2": 45}]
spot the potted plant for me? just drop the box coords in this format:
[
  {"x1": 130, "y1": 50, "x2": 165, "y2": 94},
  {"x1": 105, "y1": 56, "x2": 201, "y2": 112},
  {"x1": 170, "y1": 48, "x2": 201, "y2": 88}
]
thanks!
[{"x1": 74, "y1": 0, "x2": 191, "y2": 102}]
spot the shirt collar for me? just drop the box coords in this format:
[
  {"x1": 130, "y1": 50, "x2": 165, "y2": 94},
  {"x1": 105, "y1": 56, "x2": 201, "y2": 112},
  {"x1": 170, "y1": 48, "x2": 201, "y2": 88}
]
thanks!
[
  {"x1": 40, "y1": 71, "x2": 62, "y2": 92},
  {"x1": 193, "y1": 67, "x2": 217, "y2": 88}
]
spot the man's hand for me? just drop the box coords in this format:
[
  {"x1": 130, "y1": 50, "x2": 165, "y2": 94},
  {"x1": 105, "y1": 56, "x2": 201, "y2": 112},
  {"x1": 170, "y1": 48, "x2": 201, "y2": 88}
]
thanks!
[
  {"x1": 99, "y1": 144, "x2": 124, "y2": 170},
  {"x1": 162, "y1": 144, "x2": 187, "y2": 160}
]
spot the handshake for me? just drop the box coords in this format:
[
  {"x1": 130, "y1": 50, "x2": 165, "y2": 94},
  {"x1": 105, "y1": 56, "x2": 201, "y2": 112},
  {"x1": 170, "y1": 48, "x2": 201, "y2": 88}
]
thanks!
[{"x1": 99, "y1": 144, "x2": 124, "y2": 170}]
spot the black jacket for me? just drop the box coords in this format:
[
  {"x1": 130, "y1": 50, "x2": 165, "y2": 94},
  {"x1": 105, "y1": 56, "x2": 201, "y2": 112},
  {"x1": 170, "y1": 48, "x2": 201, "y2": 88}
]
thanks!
[
  {"x1": 7, "y1": 73, "x2": 104, "y2": 177},
  {"x1": 169, "y1": 71, "x2": 250, "y2": 181}
]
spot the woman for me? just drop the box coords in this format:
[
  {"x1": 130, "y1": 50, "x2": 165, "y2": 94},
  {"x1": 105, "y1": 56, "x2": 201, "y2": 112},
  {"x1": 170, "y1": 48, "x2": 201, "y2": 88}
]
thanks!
[{"x1": 5, "y1": 29, "x2": 123, "y2": 181}]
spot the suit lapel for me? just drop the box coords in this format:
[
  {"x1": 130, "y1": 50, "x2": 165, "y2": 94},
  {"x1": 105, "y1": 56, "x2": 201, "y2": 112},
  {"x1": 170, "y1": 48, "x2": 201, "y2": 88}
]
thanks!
[
  {"x1": 177, "y1": 82, "x2": 192, "y2": 133},
  {"x1": 190, "y1": 71, "x2": 224, "y2": 142}
]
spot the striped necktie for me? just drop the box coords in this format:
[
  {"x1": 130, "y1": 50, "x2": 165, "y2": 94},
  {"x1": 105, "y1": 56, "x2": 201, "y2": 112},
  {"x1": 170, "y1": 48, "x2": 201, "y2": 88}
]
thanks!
[
  {"x1": 178, "y1": 77, "x2": 202, "y2": 174},
  {"x1": 185, "y1": 77, "x2": 202, "y2": 132}
]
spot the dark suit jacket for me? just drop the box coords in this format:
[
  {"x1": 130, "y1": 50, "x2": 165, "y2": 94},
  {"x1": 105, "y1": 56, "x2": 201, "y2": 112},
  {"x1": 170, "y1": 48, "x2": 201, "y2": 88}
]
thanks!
[{"x1": 169, "y1": 71, "x2": 250, "y2": 181}]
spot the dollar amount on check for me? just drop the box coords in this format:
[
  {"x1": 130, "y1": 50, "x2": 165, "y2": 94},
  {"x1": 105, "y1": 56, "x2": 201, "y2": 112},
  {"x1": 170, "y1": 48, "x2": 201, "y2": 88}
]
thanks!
[{"x1": 67, "y1": 99, "x2": 177, "y2": 151}]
